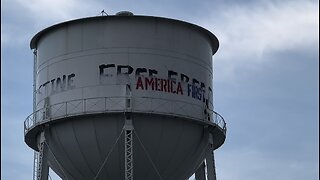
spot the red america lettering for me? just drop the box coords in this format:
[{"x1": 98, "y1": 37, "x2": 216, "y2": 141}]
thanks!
[{"x1": 136, "y1": 77, "x2": 183, "y2": 95}]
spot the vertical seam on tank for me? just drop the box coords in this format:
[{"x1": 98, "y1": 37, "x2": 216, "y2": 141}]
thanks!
[
  {"x1": 71, "y1": 120, "x2": 97, "y2": 177},
  {"x1": 65, "y1": 25, "x2": 68, "y2": 55},
  {"x1": 117, "y1": 114, "x2": 123, "y2": 178},
  {"x1": 145, "y1": 115, "x2": 165, "y2": 180},
  {"x1": 166, "y1": 119, "x2": 186, "y2": 178},
  {"x1": 161, "y1": 118, "x2": 184, "y2": 177},
  {"x1": 92, "y1": 119, "x2": 103, "y2": 160},
  {"x1": 189, "y1": 130, "x2": 209, "y2": 176},
  {"x1": 173, "y1": 123, "x2": 204, "y2": 179},
  {"x1": 53, "y1": 125, "x2": 87, "y2": 179},
  {"x1": 81, "y1": 22, "x2": 84, "y2": 52},
  {"x1": 95, "y1": 117, "x2": 118, "y2": 180},
  {"x1": 138, "y1": 117, "x2": 152, "y2": 180},
  {"x1": 91, "y1": 118, "x2": 110, "y2": 179}
]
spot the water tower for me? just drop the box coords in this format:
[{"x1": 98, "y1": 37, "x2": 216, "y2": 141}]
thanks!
[{"x1": 24, "y1": 11, "x2": 226, "y2": 180}]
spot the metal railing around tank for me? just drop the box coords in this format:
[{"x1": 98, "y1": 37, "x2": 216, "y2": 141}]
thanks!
[{"x1": 24, "y1": 96, "x2": 226, "y2": 135}]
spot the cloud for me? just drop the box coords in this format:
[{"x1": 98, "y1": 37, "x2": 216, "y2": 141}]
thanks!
[
  {"x1": 1, "y1": 114, "x2": 34, "y2": 180},
  {"x1": 215, "y1": 148, "x2": 319, "y2": 180},
  {"x1": 196, "y1": 0, "x2": 319, "y2": 81},
  {"x1": 15, "y1": 0, "x2": 100, "y2": 22},
  {"x1": 1, "y1": 0, "x2": 105, "y2": 47},
  {"x1": 211, "y1": 41, "x2": 319, "y2": 180},
  {"x1": 210, "y1": 0, "x2": 318, "y2": 58}
]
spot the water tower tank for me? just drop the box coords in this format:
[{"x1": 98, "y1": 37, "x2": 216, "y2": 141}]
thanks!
[{"x1": 24, "y1": 12, "x2": 226, "y2": 180}]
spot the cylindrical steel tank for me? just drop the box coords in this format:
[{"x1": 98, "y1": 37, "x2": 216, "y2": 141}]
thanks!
[{"x1": 24, "y1": 13, "x2": 226, "y2": 180}]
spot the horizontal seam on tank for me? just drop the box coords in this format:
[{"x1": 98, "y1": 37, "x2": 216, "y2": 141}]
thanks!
[
  {"x1": 37, "y1": 47, "x2": 210, "y2": 67},
  {"x1": 36, "y1": 47, "x2": 212, "y2": 72},
  {"x1": 37, "y1": 52, "x2": 212, "y2": 75}
]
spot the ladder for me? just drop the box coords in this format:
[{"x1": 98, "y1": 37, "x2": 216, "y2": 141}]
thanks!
[
  {"x1": 36, "y1": 142, "x2": 45, "y2": 180},
  {"x1": 32, "y1": 50, "x2": 39, "y2": 180},
  {"x1": 33, "y1": 151, "x2": 39, "y2": 180},
  {"x1": 33, "y1": 131, "x2": 48, "y2": 180}
]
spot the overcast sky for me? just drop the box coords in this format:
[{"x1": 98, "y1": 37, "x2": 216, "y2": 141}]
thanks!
[{"x1": 1, "y1": 0, "x2": 319, "y2": 180}]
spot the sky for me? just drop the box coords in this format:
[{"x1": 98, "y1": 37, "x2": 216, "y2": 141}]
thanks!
[{"x1": 1, "y1": 0, "x2": 319, "y2": 180}]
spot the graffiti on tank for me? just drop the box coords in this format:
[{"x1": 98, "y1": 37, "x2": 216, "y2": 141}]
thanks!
[
  {"x1": 36, "y1": 73, "x2": 76, "y2": 96},
  {"x1": 99, "y1": 64, "x2": 213, "y2": 103}
]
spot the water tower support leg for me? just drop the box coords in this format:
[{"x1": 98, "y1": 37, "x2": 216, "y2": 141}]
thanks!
[
  {"x1": 206, "y1": 133, "x2": 217, "y2": 180},
  {"x1": 206, "y1": 148, "x2": 217, "y2": 180},
  {"x1": 124, "y1": 113, "x2": 134, "y2": 180},
  {"x1": 37, "y1": 131, "x2": 49, "y2": 180},
  {"x1": 195, "y1": 161, "x2": 206, "y2": 180}
]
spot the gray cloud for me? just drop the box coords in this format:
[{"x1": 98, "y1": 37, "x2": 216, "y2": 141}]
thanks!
[
  {"x1": 213, "y1": 48, "x2": 319, "y2": 180},
  {"x1": 196, "y1": 0, "x2": 319, "y2": 82}
]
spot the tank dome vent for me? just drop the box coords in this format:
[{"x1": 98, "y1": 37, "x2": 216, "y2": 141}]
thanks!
[{"x1": 116, "y1": 11, "x2": 134, "y2": 16}]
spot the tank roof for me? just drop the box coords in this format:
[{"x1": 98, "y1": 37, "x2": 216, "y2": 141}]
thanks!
[{"x1": 30, "y1": 15, "x2": 219, "y2": 55}]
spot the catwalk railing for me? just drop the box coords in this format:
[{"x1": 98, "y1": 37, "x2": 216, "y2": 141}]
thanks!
[{"x1": 24, "y1": 96, "x2": 226, "y2": 135}]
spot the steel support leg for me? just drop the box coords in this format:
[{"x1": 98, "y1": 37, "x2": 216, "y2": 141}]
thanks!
[
  {"x1": 206, "y1": 148, "x2": 217, "y2": 180},
  {"x1": 124, "y1": 83, "x2": 134, "y2": 180},
  {"x1": 206, "y1": 133, "x2": 217, "y2": 180},
  {"x1": 124, "y1": 114, "x2": 134, "y2": 180},
  {"x1": 195, "y1": 161, "x2": 206, "y2": 180}
]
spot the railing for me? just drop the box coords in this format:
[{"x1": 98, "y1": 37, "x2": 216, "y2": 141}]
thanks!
[{"x1": 24, "y1": 97, "x2": 226, "y2": 135}]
